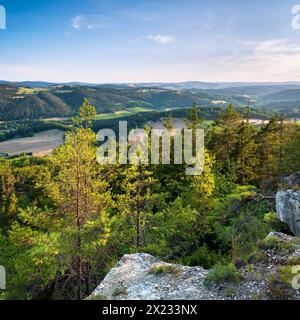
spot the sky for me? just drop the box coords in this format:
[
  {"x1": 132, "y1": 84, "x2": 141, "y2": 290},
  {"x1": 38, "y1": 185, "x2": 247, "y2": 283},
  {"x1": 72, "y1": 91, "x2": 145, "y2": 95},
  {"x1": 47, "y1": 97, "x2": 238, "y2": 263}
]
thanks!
[{"x1": 0, "y1": 0, "x2": 300, "y2": 83}]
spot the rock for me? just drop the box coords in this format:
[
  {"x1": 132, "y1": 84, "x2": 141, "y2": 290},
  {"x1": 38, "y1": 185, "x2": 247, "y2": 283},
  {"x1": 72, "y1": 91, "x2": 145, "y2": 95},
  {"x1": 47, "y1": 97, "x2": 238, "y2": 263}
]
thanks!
[
  {"x1": 282, "y1": 173, "x2": 300, "y2": 188},
  {"x1": 276, "y1": 177, "x2": 300, "y2": 236},
  {"x1": 90, "y1": 253, "x2": 221, "y2": 300},
  {"x1": 90, "y1": 243, "x2": 300, "y2": 300},
  {"x1": 266, "y1": 231, "x2": 295, "y2": 243}
]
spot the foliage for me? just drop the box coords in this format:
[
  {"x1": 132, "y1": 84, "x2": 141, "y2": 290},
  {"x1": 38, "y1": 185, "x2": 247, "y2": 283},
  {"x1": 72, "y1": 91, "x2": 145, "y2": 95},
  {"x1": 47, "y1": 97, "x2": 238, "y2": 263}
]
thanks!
[{"x1": 204, "y1": 263, "x2": 242, "y2": 286}]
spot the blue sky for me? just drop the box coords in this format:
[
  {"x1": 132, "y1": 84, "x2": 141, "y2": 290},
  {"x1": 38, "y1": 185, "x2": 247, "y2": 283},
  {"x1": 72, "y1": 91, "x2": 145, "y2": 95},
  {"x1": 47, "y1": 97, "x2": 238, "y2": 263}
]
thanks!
[{"x1": 0, "y1": 0, "x2": 300, "y2": 82}]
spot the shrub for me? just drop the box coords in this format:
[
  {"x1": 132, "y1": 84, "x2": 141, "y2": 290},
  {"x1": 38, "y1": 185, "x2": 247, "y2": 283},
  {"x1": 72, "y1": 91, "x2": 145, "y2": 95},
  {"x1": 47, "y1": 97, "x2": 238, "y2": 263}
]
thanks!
[
  {"x1": 257, "y1": 237, "x2": 296, "y2": 254},
  {"x1": 248, "y1": 249, "x2": 267, "y2": 264},
  {"x1": 184, "y1": 245, "x2": 227, "y2": 269},
  {"x1": 267, "y1": 272, "x2": 295, "y2": 300},
  {"x1": 263, "y1": 212, "x2": 291, "y2": 234},
  {"x1": 204, "y1": 263, "x2": 243, "y2": 286},
  {"x1": 286, "y1": 256, "x2": 300, "y2": 266}
]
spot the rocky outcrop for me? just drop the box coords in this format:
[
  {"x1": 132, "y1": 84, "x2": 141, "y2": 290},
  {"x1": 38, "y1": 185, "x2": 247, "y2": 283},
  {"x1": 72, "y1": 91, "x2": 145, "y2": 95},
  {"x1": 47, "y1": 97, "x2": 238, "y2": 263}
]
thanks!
[
  {"x1": 276, "y1": 173, "x2": 300, "y2": 236},
  {"x1": 90, "y1": 253, "x2": 221, "y2": 300},
  {"x1": 90, "y1": 236, "x2": 300, "y2": 300}
]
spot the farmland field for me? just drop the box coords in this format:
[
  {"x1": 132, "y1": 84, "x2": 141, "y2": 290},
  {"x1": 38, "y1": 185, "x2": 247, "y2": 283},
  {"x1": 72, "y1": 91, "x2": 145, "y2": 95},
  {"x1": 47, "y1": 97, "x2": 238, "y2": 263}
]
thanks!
[
  {"x1": 0, "y1": 129, "x2": 65, "y2": 156},
  {"x1": 94, "y1": 107, "x2": 155, "y2": 120}
]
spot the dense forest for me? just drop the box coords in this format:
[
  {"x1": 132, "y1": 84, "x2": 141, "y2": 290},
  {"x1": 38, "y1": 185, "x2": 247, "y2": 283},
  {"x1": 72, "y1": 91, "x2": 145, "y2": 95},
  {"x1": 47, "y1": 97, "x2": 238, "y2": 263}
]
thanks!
[
  {"x1": 0, "y1": 85, "x2": 227, "y2": 121},
  {"x1": 1, "y1": 82, "x2": 299, "y2": 121},
  {"x1": 0, "y1": 100, "x2": 299, "y2": 300}
]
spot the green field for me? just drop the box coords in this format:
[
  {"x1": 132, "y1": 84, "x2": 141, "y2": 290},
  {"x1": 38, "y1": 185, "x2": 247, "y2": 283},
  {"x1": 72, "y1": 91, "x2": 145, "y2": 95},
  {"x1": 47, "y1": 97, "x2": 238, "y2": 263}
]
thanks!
[
  {"x1": 126, "y1": 107, "x2": 153, "y2": 113},
  {"x1": 94, "y1": 107, "x2": 155, "y2": 120}
]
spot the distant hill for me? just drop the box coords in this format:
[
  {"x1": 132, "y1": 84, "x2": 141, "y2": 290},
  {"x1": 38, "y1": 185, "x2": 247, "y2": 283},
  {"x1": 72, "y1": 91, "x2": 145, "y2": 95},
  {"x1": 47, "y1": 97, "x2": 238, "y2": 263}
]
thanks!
[
  {"x1": 0, "y1": 85, "x2": 227, "y2": 121},
  {"x1": 1, "y1": 81, "x2": 300, "y2": 120},
  {"x1": 262, "y1": 89, "x2": 300, "y2": 102}
]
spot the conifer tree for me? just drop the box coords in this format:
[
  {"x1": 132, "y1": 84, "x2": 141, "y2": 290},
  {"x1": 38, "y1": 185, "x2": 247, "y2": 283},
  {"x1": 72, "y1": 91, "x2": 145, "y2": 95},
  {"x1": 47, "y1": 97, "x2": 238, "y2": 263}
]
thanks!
[
  {"x1": 231, "y1": 121, "x2": 258, "y2": 184},
  {"x1": 52, "y1": 128, "x2": 111, "y2": 299},
  {"x1": 213, "y1": 104, "x2": 241, "y2": 175},
  {"x1": 255, "y1": 115, "x2": 281, "y2": 180}
]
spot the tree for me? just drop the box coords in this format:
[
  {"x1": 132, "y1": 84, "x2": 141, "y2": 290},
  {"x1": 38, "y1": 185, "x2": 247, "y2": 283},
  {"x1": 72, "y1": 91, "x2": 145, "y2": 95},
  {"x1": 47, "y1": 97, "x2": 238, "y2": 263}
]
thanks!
[
  {"x1": 164, "y1": 113, "x2": 174, "y2": 131},
  {"x1": 255, "y1": 115, "x2": 281, "y2": 180},
  {"x1": 116, "y1": 164, "x2": 164, "y2": 251},
  {"x1": 213, "y1": 105, "x2": 241, "y2": 175},
  {"x1": 186, "y1": 103, "x2": 201, "y2": 130},
  {"x1": 281, "y1": 123, "x2": 300, "y2": 173},
  {"x1": 78, "y1": 98, "x2": 97, "y2": 128},
  {"x1": 51, "y1": 128, "x2": 111, "y2": 299},
  {"x1": 231, "y1": 121, "x2": 258, "y2": 185}
]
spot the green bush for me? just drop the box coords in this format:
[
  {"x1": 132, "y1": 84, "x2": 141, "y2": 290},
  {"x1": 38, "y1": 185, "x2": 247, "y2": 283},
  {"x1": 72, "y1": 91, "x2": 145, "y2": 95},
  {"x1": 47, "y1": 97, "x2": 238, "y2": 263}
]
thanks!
[
  {"x1": 204, "y1": 263, "x2": 243, "y2": 286},
  {"x1": 257, "y1": 237, "x2": 296, "y2": 254},
  {"x1": 184, "y1": 245, "x2": 227, "y2": 269}
]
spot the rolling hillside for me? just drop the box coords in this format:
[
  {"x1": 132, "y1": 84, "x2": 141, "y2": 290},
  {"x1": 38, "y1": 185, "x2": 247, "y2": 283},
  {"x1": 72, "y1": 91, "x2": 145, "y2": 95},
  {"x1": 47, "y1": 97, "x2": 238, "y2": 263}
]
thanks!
[
  {"x1": 1, "y1": 82, "x2": 300, "y2": 121},
  {"x1": 0, "y1": 85, "x2": 229, "y2": 121}
]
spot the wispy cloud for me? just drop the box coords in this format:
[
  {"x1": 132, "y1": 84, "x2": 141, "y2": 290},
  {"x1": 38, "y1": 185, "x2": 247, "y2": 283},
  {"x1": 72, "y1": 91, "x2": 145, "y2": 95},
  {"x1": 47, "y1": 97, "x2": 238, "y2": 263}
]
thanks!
[
  {"x1": 214, "y1": 39, "x2": 300, "y2": 81},
  {"x1": 146, "y1": 35, "x2": 175, "y2": 45},
  {"x1": 71, "y1": 15, "x2": 111, "y2": 31}
]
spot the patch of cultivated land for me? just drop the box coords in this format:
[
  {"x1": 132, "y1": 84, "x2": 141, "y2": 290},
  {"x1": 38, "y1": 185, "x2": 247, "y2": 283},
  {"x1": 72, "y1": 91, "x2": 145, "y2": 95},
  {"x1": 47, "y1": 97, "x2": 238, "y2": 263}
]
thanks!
[{"x1": 0, "y1": 129, "x2": 65, "y2": 156}]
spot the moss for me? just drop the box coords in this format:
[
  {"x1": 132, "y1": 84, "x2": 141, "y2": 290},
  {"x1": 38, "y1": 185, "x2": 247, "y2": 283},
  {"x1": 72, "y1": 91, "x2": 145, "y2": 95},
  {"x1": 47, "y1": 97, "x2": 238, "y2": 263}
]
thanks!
[
  {"x1": 225, "y1": 286, "x2": 235, "y2": 298},
  {"x1": 250, "y1": 293, "x2": 262, "y2": 300},
  {"x1": 204, "y1": 263, "x2": 243, "y2": 286},
  {"x1": 257, "y1": 237, "x2": 296, "y2": 254},
  {"x1": 286, "y1": 256, "x2": 300, "y2": 266},
  {"x1": 148, "y1": 264, "x2": 179, "y2": 275},
  {"x1": 267, "y1": 273, "x2": 295, "y2": 300},
  {"x1": 248, "y1": 250, "x2": 267, "y2": 263},
  {"x1": 112, "y1": 287, "x2": 128, "y2": 297}
]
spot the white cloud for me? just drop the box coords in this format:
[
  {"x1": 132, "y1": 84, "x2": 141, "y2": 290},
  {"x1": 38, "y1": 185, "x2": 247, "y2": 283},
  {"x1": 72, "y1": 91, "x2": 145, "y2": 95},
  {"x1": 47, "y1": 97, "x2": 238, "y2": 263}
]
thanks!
[
  {"x1": 146, "y1": 35, "x2": 175, "y2": 45},
  {"x1": 71, "y1": 15, "x2": 110, "y2": 31},
  {"x1": 211, "y1": 39, "x2": 300, "y2": 81}
]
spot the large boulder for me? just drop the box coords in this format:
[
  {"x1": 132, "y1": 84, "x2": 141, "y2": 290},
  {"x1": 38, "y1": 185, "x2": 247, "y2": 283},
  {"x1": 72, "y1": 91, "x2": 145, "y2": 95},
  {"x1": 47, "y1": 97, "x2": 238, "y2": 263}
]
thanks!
[
  {"x1": 90, "y1": 253, "x2": 220, "y2": 300},
  {"x1": 90, "y1": 247, "x2": 300, "y2": 300},
  {"x1": 276, "y1": 173, "x2": 300, "y2": 236}
]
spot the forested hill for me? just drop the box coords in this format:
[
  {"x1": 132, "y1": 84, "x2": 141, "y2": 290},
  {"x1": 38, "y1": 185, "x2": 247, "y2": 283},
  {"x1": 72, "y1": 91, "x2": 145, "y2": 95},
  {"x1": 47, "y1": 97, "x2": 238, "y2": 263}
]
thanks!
[
  {"x1": 0, "y1": 85, "x2": 227, "y2": 121},
  {"x1": 1, "y1": 82, "x2": 300, "y2": 121}
]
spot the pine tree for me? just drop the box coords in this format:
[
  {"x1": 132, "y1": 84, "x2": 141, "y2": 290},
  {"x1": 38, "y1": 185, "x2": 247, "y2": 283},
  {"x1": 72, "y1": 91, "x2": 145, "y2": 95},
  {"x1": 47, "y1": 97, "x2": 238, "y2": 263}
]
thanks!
[
  {"x1": 281, "y1": 123, "x2": 300, "y2": 173},
  {"x1": 77, "y1": 98, "x2": 97, "y2": 128},
  {"x1": 213, "y1": 104, "x2": 241, "y2": 175},
  {"x1": 186, "y1": 103, "x2": 201, "y2": 130},
  {"x1": 51, "y1": 128, "x2": 111, "y2": 299},
  {"x1": 116, "y1": 164, "x2": 163, "y2": 251},
  {"x1": 231, "y1": 121, "x2": 258, "y2": 184},
  {"x1": 255, "y1": 115, "x2": 281, "y2": 180},
  {"x1": 164, "y1": 113, "x2": 174, "y2": 131}
]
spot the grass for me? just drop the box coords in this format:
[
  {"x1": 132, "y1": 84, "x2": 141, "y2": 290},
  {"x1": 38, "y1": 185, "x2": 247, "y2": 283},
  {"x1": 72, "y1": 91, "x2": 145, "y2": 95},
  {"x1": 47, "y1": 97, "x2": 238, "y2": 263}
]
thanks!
[
  {"x1": 148, "y1": 264, "x2": 179, "y2": 275},
  {"x1": 94, "y1": 107, "x2": 155, "y2": 120},
  {"x1": 127, "y1": 107, "x2": 154, "y2": 113},
  {"x1": 204, "y1": 263, "x2": 243, "y2": 286}
]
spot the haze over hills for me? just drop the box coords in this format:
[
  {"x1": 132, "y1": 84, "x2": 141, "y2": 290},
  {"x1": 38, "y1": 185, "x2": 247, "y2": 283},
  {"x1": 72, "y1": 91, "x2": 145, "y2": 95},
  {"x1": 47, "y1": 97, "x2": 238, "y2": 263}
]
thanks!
[{"x1": 0, "y1": 80, "x2": 300, "y2": 121}]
